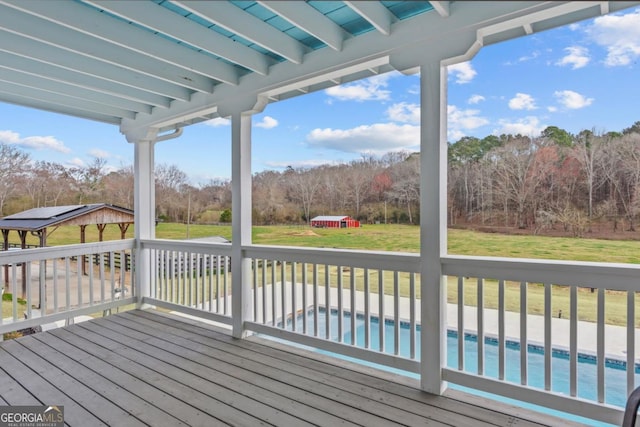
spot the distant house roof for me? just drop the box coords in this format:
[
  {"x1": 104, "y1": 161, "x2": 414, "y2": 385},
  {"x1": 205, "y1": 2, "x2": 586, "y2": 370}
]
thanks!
[
  {"x1": 0, "y1": 204, "x2": 134, "y2": 232},
  {"x1": 311, "y1": 216, "x2": 350, "y2": 222}
]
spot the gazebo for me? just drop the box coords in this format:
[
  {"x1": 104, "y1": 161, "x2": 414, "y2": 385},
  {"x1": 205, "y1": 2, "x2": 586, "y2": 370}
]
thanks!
[{"x1": 0, "y1": 203, "x2": 134, "y2": 295}]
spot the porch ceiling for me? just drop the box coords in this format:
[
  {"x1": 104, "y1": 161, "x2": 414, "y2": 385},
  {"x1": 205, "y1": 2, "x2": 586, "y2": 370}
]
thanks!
[{"x1": 0, "y1": 1, "x2": 637, "y2": 139}]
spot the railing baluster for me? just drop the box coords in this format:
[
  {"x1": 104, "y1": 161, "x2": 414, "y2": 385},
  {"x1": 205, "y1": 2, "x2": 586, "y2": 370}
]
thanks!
[
  {"x1": 628, "y1": 290, "x2": 636, "y2": 396},
  {"x1": 364, "y1": 268, "x2": 370, "y2": 349},
  {"x1": 394, "y1": 271, "x2": 400, "y2": 355},
  {"x1": 350, "y1": 267, "x2": 356, "y2": 346},
  {"x1": 291, "y1": 261, "x2": 297, "y2": 332},
  {"x1": 253, "y1": 259, "x2": 258, "y2": 320},
  {"x1": 477, "y1": 277, "x2": 484, "y2": 375},
  {"x1": 88, "y1": 257, "x2": 94, "y2": 307},
  {"x1": 379, "y1": 270, "x2": 384, "y2": 353},
  {"x1": 281, "y1": 261, "x2": 286, "y2": 329},
  {"x1": 520, "y1": 281, "x2": 528, "y2": 385},
  {"x1": 498, "y1": 279, "x2": 505, "y2": 380},
  {"x1": 597, "y1": 287, "x2": 605, "y2": 403},
  {"x1": 99, "y1": 253, "x2": 105, "y2": 304},
  {"x1": 261, "y1": 259, "x2": 267, "y2": 323},
  {"x1": 110, "y1": 251, "x2": 116, "y2": 303},
  {"x1": 337, "y1": 265, "x2": 343, "y2": 342},
  {"x1": 271, "y1": 259, "x2": 277, "y2": 326},
  {"x1": 65, "y1": 257, "x2": 71, "y2": 313},
  {"x1": 76, "y1": 257, "x2": 82, "y2": 308},
  {"x1": 458, "y1": 276, "x2": 464, "y2": 370},
  {"x1": 302, "y1": 262, "x2": 308, "y2": 334},
  {"x1": 208, "y1": 254, "x2": 214, "y2": 312},
  {"x1": 544, "y1": 283, "x2": 552, "y2": 391},
  {"x1": 11, "y1": 263, "x2": 18, "y2": 320},
  {"x1": 410, "y1": 273, "x2": 416, "y2": 360},
  {"x1": 53, "y1": 259, "x2": 59, "y2": 313},
  {"x1": 216, "y1": 255, "x2": 221, "y2": 314},
  {"x1": 223, "y1": 255, "x2": 228, "y2": 315},
  {"x1": 570, "y1": 285, "x2": 578, "y2": 397},
  {"x1": 313, "y1": 263, "x2": 318, "y2": 337},
  {"x1": 325, "y1": 264, "x2": 330, "y2": 340}
]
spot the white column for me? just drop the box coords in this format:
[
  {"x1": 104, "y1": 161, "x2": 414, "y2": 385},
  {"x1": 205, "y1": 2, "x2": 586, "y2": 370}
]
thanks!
[
  {"x1": 231, "y1": 111, "x2": 253, "y2": 338},
  {"x1": 133, "y1": 136, "x2": 156, "y2": 307},
  {"x1": 420, "y1": 60, "x2": 448, "y2": 394}
]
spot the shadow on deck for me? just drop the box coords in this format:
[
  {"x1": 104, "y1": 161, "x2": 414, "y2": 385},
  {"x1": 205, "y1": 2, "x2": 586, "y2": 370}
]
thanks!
[{"x1": 0, "y1": 309, "x2": 585, "y2": 426}]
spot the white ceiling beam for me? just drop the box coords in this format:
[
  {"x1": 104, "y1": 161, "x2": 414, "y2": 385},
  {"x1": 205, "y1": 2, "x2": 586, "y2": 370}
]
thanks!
[
  {"x1": 0, "y1": 6, "x2": 214, "y2": 94},
  {"x1": 86, "y1": 0, "x2": 271, "y2": 76},
  {"x1": 0, "y1": 92, "x2": 121, "y2": 124},
  {"x1": 0, "y1": 80, "x2": 136, "y2": 120},
  {"x1": 477, "y1": 1, "x2": 603, "y2": 41},
  {"x1": 0, "y1": 67, "x2": 152, "y2": 114},
  {"x1": 176, "y1": 1, "x2": 307, "y2": 64},
  {"x1": 257, "y1": 1, "x2": 347, "y2": 51},
  {"x1": 0, "y1": 31, "x2": 191, "y2": 101},
  {"x1": 430, "y1": 1, "x2": 450, "y2": 18},
  {"x1": 0, "y1": 0, "x2": 239, "y2": 86},
  {"x1": 344, "y1": 1, "x2": 393, "y2": 36},
  {"x1": 0, "y1": 50, "x2": 171, "y2": 108}
]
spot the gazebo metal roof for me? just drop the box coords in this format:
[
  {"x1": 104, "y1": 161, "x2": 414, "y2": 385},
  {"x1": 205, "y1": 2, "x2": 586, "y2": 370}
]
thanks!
[
  {"x1": 1, "y1": 1, "x2": 636, "y2": 140},
  {"x1": 0, "y1": 204, "x2": 134, "y2": 232}
]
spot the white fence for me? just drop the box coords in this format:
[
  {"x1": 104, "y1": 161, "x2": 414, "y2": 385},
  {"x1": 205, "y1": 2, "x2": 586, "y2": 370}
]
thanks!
[{"x1": 0, "y1": 239, "x2": 135, "y2": 336}]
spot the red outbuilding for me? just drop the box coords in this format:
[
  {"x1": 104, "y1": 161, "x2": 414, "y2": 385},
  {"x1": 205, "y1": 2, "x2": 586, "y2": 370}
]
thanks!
[{"x1": 310, "y1": 215, "x2": 360, "y2": 228}]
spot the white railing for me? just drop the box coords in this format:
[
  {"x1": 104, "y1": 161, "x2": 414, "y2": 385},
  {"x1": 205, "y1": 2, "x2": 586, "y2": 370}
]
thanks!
[
  {"x1": 0, "y1": 239, "x2": 135, "y2": 336},
  {"x1": 142, "y1": 239, "x2": 636, "y2": 425},
  {"x1": 142, "y1": 239, "x2": 233, "y2": 326},
  {"x1": 244, "y1": 245, "x2": 421, "y2": 373},
  {"x1": 442, "y1": 255, "x2": 639, "y2": 425}
]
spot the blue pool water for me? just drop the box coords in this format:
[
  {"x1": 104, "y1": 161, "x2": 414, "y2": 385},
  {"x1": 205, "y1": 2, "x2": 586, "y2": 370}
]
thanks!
[{"x1": 287, "y1": 309, "x2": 634, "y2": 426}]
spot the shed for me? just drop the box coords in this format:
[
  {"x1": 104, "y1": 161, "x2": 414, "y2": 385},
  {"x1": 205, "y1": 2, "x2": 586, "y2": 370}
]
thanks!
[{"x1": 311, "y1": 216, "x2": 360, "y2": 229}]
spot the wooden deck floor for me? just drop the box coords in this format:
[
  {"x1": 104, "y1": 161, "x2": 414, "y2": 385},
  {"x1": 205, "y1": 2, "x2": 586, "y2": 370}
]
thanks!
[{"x1": 0, "y1": 309, "x2": 585, "y2": 426}]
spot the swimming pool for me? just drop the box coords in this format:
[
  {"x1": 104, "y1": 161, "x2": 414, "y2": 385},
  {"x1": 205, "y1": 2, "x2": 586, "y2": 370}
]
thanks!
[{"x1": 287, "y1": 308, "x2": 634, "y2": 426}]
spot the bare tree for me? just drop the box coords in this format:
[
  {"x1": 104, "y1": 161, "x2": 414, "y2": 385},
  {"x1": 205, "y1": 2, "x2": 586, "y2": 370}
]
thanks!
[
  {"x1": 284, "y1": 167, "x2": 323, "y2": 224},
  {"x1": 0, "y1": 144, "x2": 30, "y2": 215}
]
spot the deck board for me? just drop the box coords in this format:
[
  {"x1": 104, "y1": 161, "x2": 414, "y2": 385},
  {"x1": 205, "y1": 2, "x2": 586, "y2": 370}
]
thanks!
[{"x1": 0, "y1": 309, "x2": 587, "y2": 427}]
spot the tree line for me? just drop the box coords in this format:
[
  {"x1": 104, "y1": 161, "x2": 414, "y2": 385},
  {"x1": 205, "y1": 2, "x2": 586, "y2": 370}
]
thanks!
[{"x1": 1, "y1": 120, "x2": 639, "y2": 235}]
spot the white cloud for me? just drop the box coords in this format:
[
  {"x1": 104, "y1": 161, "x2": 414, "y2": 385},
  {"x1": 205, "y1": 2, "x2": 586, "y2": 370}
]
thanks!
[
  {"x1": 494, "y1": 116, "x2": 546, "y2": 137},
  {"x1": 547, "y1": 106, "x2": 558, "y2": 113},
  {"x1": 518, "y1": 50, "x2": 540, "y2": 62},
  {"x1": 0, "y1": 130, "x2": 71, "y2": 153},
  {"x1": 448, "y1": 62, "x2": 476, "y2": 84},
  {"x1": 556, "y1": 46, "x2": 590, "y2": 69},
  {"x1": 508, "y1": 93, "x2": 537, "y2": 110},
  {"x1": 255, "y1": 116, "x2": 278, "y2": 129},
  {"x1": 66, "y1": 157, "x2": 85, "y2": 168},
  {"x1": 554, "y1": 90, "x2": 594, "y2": 109},
  {"x1": 447, "y1": 105, "x2": 489, "y2": 140},
  {"x1": 325, "y1": 74, "x2": 392, "y2": 102},
  {"x1": 203, "y1": 117, "x2": 230, "y2": 127},
  {"x1": 587, "y1": 8, "x2": 640, "y2": 67},
  {"x1": 89, "y1": 148, "x2": 110, "y2": 158},
  {"x1": 386, "y1": 102, "x2": 419, "y2": 124},
  {"x1": 468, "y1": 94, "x2": 486, "y2": 105},
  {"x1": 306, "y1": 123, "x2": 418, "y2": 154}
]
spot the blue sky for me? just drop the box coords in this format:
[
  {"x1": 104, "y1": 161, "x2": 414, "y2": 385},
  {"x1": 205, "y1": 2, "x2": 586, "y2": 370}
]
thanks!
[{"x1": 0, "y1": 6, "x2": 639, "y2": 184}]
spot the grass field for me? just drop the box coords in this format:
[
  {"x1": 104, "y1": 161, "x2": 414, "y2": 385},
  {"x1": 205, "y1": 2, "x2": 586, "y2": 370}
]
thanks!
[
  {"x1": 6, "y1": 222, "x2": 640, "y2": 263},
  {"x1": 3, "y1": 223, "x2": 640, "y2": 326}
]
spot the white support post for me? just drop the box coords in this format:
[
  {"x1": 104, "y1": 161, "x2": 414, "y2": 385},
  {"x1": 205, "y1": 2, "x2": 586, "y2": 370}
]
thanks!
[
  {"x1": 133, "y1": 134, "x2": 157, "y2": 307},
  {"x1": 231, "y1": 111, "x2": 253, "y2": 339},
  {"x1": 420, "y1": 60, "x2": 448, "y2": 394}
]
